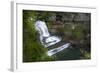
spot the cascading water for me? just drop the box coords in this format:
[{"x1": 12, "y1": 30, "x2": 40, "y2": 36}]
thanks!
[{"x1": 35, "y1": 20, "x2": 70, "y2": 56}]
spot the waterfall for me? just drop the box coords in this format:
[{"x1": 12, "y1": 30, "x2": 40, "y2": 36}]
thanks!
[{"x1": 35, "y1": 20, "x2": 70, "y2": 56}]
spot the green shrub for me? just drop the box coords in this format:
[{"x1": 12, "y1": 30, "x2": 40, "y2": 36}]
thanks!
[{"x1": 23, "y1": 10, "x2": 54, "y2": 62}]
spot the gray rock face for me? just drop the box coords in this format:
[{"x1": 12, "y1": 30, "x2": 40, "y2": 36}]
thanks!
[{"x1": 49, "y1": 12, "x2": 90, "y2": 22}]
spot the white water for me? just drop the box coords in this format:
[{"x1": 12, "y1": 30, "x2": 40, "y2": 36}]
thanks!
[
  {"x1": 35, "y1": 20, "x2": 61, "y2": 47},
  {"x1": 47, "y1": 43, "x2": 70, "y2": 56},
  {"x1": 35, "y1": 20, "x2": 70, "y2": 56}
]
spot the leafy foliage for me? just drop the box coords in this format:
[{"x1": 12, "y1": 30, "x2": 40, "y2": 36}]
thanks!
[{"x1": 23, "y1": 10, "x2": 54, "y2": 62}]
